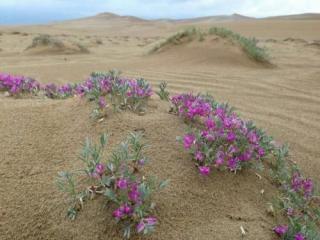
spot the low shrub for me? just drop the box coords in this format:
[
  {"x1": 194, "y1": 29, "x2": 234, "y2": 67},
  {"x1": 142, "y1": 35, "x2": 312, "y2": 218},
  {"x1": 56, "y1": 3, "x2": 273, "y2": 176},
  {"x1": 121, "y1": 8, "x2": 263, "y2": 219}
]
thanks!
[
  {"x1": 57, "y1": 133, "x2": 168, "y2": 239},
  {"x1": 155, "y1": 81, "x2": 170, "y2": 101},
  {"x1": 172, "y1": 93, "x2": 273, "y2": 175},
  {"x1": 78, "y1": 70, "x2": 153, "y2": 118},
  {"x1": 27, "y1": 34, "x2": 65, "y2": 49}
]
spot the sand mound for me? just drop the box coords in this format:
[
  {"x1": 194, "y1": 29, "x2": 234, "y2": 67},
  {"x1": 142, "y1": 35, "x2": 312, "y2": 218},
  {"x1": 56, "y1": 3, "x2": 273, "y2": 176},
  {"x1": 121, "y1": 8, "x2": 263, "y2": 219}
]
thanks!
[
  {"x1": 149, "y1": 34, "x2": 267, "y2": 67},
  {"x1": 24, "y1": 34, "x2": 89, "y2": 55},
  {"x1": 0, "y1": 97, "x2": 278, "y2": 240}
]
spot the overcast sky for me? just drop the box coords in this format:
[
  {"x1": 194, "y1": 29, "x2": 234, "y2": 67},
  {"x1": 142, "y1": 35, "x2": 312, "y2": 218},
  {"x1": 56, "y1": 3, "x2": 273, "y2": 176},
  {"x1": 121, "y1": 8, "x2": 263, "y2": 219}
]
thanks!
[{"x1": 1, "y1": 0, "x2": 320, "y2": 24}]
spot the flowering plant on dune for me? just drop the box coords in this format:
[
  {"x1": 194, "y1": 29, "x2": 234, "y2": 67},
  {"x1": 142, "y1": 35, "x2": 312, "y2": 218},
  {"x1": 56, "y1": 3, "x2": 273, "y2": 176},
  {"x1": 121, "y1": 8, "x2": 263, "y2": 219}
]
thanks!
[
  {"x1": 43, "y1": 83, "x2": 76, "y2": 99},
  {"x1": 0, "y1": 72, "x2": 40, "y2": 96},
  {"x1": 57, "y1": 132, "x2": 168, "y2": 239},
  {"x1": 271, "y1": 146, "x2": 320, "y2": 240},
  {"x1": 0, "y1": 70, "x2": 153, "y2": 118},
  {"x1": 85, "y1": 71, "x2": 153, "y2": 117},
  {"x1": 172, "y1": 93, "x2": 273, "y2": 175},
  {"x1": 172, "y1": 93, "x2": 320, "y2": 239}
]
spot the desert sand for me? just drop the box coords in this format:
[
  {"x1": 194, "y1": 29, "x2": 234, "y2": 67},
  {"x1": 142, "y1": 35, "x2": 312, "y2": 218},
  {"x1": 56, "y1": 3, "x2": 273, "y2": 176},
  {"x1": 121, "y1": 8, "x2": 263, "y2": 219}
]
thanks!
[{"x1": 0, "y1": 13, "x2": 320, "y2": 240}]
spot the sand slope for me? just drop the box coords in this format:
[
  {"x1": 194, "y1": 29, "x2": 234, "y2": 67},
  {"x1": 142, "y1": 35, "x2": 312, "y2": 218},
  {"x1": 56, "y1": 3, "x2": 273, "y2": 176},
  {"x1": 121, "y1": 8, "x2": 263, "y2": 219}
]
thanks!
[{"x1": 0, "y1": 98, "x2": 277, "y2": 240}]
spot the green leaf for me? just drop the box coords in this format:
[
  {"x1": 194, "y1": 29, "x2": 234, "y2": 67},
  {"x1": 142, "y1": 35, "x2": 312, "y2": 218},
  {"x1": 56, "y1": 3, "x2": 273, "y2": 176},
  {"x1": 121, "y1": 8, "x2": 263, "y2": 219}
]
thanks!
[
  {"x1": 101, "y1": 176, "x2": 112, "y2": 187},
  {"x1": 159, "y1": 179, "x2": 170, "y2": 190},
  {"x1": 104, "y1": 189, "x2": 117, "y2": 202},
  {"x1": 100, "y1": 133, "x2": 108, "y2": 147},
  {"x1": 67, "y1": 207, "x2": 77, "y2": 220}
]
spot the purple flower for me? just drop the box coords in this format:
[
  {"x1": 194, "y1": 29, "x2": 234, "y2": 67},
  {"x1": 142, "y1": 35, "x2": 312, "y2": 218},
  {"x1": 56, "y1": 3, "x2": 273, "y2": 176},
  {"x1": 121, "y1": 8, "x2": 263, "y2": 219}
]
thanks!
[
  {"x1": 239, "y1": 150, "x2": 252, "y2": 162},
  {"x1": 112, "y1": 208, "x2": 124, "y2": 219},
  {"x1": 123, "y1": 204, "x2": 132, "y2": 214},
  {"x1": 294, "y1": 233, "x2": 306, "y2": 240},
  {"x1": 287, "y1": 208, "x2": 294, "y2": 216},
  {"x1": 95, "y1": 163, "x2": 105, "y2": 176},
  {"x1": 116, "y1": 178, "x2": 128, "y2": 189},
  {"x1": 128, "y1": 184, "x2": 140, "y2": 202},
  {"x1": 136, "y1": 221, "x2": 145, "y2": 233},
  {"x1": 303, "y1": 178, "x2": 313, "y2": 197},
  {"x1": 138, "y1": 158, "x2": 145, "y2": 166},
  {"x1": 215, "y1": 107, "x2": 225, "y2": 119},
  {"x1": 119, "y1": 203, "x2": 132, "y2": 215},
  {"x1": 228, "y1": 158, "x2": 238, "y2": 171},
  {"x1": 145, "y1": 217, "x2": 157, "y2": 226},
  {"x1": 291, "y1": 172, "x2": 303, "y2": 191},
  {"x1": 223, "y1": 117, "x2": 232, "y2": 129},
  {"x1": 199, "y1": 166, "x2": 210, "y2": 176},
  {"x1": 195, "y1": 151, "x2": 204, "y2": 161},
  {"x1": 183, "y1": 134, "x2": 195, "y2": 149},
  {"x1": 98, "y1": 96, "x2": 106, "y2": 109},
  {"x1": 226, "y1": 132, "x2": 236, "y2": 142},
  {"x1": 257, "y1": 147, "x2": 265, "y2": 157},
  {"x1": 273, "y1": 225, "x2": 288, "y2": 236},
  {"x1": 247, "y1": 131, "x2": 259, "y2": 144},
  {"x1": 205, "y1": 117, "x2": 215, "y2": 130},
  {"x1": 215, "y1": 157, "x2": 224, "y2": 167}
]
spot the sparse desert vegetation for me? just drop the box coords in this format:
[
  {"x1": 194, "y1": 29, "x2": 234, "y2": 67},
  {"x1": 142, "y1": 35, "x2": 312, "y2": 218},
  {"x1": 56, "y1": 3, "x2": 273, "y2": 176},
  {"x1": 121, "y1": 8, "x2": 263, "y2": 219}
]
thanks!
[
  {"x1": 150, "y1": 26, "x2": 269, "y2": 63},
  {"x1": 1, "y1": 10, "x2": 320, "y2": 240},
  {"x1": 25, "y1": 34, "x2": 89, "y2": 55}
]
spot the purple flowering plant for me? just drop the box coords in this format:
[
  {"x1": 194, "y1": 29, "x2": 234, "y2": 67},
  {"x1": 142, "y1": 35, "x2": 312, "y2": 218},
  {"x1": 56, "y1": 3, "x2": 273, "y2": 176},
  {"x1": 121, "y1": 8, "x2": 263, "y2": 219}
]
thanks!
[
  {"x1": 79, "y1": 71, "x2": 153, "y2": 118},
  {"x1": 172, "y1": 93, "x2": 273, "y2": 175},
  {"x1": 0, "y1": 72, "x2": 40, "y2": 96},
  {"x1": 57, "y1": 132, "x2": 168, "y2": 239},
  {"x1": 1, "y1": 70, "x2": 153, "y2": 119},
  {"x1": 270, "y1": 145, "x2": 320, "y2": 240}
]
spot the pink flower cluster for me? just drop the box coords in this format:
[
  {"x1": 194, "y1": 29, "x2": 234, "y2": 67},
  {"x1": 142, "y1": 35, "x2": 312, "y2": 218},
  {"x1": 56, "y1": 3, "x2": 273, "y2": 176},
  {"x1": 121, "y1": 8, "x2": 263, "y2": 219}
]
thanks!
[
  {"x1": 171, "y1": 93, "x2": 211, "y2": 120},
  {"x1": 172, "y1": 93, "x2": 271, "y2": 176},
  {"x1": 0, "y1": 72, "x2": 40, "y2": 95},
  {"x1": 1, "y1": 72, "x2": 153, "y2": 101},
  {"x1": 91, "y1": 160, "x2": 159, "y2": 237},
  {"x1": 273, "y1": 225, "x2": 306, "y2": 240},
  {"x1": 291, "y1": 172, "x2": 314, "y2": 198},
  {"x1": 76, "y1": 133, "x2": 164, "y2": 238},
  {"x1": 77, "y1": 74, "x2": 153, "y2": 100},
  {"x1": 127, "y1": 78, "x2": 153, "y2": 99}
]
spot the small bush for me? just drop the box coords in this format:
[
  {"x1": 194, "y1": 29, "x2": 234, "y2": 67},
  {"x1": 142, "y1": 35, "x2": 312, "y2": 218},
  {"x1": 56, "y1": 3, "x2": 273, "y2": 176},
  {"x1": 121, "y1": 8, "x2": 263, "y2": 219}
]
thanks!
[
  {"x1": 57, "y1": 133, "x2": 168, "y2": 239},
  {"x1": 95, "y1": 39, "x2": 103, "y2": 45},
  {"x1": 155, "y1": 81, "x2": 170, "y2": 101},
  {"x1": 28, "y1": 34, "x2": 65, "y2": 49},
  {"x1": 78, "y1": 71, "x2": 153, "y2": 118},
  {"x1": 171, "y1": 93, "x2": 273, "y2": 175}
]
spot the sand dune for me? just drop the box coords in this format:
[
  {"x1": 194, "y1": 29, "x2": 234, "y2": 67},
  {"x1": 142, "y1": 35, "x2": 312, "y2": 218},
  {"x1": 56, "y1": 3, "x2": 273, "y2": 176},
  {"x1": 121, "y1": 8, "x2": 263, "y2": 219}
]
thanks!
[
  {"x1": 149, "y1": 35, "x2": 267, "y2": 67},
  {"x1": 0, "y1": 12, "x2": 320, "y2": 240}
]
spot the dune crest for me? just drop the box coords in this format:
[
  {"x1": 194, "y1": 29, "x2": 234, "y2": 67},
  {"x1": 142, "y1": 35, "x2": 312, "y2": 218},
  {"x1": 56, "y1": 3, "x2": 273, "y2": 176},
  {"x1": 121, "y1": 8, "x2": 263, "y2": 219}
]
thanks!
[{"x1": 149, "y1": 29, "x2": 270, "y2": 67}]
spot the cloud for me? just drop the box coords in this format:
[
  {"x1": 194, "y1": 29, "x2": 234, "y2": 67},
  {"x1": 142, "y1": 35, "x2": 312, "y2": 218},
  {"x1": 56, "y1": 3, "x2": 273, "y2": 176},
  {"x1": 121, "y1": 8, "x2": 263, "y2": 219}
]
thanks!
[{"x1": 0, "y1": 0, "x2": 320, "y2": 24}]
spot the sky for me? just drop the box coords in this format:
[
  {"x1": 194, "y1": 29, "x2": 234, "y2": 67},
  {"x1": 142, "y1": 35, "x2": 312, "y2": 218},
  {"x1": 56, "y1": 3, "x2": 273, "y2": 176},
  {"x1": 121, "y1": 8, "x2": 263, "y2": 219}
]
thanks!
[{"x1": 1, "y1": 0, "x2": 320, "y2": 24}]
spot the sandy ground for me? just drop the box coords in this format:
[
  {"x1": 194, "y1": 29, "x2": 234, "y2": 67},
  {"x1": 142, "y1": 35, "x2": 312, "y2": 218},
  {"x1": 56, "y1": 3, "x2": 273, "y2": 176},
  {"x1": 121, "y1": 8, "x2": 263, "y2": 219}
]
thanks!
[{"x1": 0, "y1": 13, "x2": 320, "y2": 240}]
